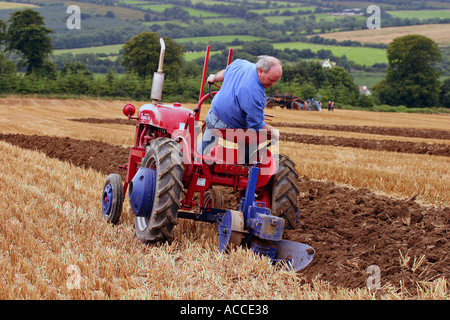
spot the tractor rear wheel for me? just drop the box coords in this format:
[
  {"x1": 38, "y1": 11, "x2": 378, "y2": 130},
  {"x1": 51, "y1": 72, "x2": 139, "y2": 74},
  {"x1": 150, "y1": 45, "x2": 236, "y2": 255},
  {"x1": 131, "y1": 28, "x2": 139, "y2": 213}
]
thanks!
[
  {"x1": 265, "y1": 99, "x2": 274, "y2": 109},
  {"x1": 134, "y1": 138, "x2": 185, "y2": 244},
  {"x1": 271, "y1": 154, "x2": 300, "y2": 229},
  {"x1": 102, "y1": 173, "x2": 123, "y2": 225}
]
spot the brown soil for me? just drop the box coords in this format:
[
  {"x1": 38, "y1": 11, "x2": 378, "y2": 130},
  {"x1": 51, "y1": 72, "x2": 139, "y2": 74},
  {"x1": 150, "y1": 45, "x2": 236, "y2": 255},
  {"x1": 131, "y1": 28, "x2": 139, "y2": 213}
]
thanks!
[
  {"x1": 0, "y1": 133, "x2": 129, "y2": 179},
  {"x1": 71, "y1": 117, "x2": 450, "y2": 157},
  {"x1": 283, "y1": 132, "x2": 450, "y2": 157},
  {"x1": 271, "y1": 121, "x2": 450, "y2": 141},
  {"x1": 287, "y1": 176, "x2": 449, "y2": 293},
  {"x1": 1, "y1": 132, "x2": 449, "y2": 295},
  {"x1": 72, "y1": 117, "x2": 450, "y2": 140},
  {"x1": 71, "y1": 117, "x2": 136, "y2": 126}
]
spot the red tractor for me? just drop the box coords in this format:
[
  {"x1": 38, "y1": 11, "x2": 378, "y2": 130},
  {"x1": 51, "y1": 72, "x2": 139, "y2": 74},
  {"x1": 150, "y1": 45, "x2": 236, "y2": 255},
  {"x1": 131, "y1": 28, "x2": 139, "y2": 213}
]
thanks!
[
  {"x1": 265, "y1": 91, "x2": 303, "y2": 110},
  {"x1": 101, "y1": 40, "x2": 314, "y2": 270}
]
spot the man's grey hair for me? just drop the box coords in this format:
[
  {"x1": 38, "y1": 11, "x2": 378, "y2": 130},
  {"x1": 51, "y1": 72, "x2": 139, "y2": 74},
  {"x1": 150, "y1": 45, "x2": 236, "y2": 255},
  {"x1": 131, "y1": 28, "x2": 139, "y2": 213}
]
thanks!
[{"x1": 256, "y1": 55, "x2": 282, "y2": 72}]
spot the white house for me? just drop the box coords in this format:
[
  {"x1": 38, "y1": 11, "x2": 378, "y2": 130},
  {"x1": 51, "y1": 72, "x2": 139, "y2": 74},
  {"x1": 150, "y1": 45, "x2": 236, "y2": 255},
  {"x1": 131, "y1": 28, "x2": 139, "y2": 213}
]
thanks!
[
  {"x1": 322, "y1": 59, "x2": 332, "y2": 68},
  {"x1": 359, "y1": 85, "x2": 372, "y2": 96}
]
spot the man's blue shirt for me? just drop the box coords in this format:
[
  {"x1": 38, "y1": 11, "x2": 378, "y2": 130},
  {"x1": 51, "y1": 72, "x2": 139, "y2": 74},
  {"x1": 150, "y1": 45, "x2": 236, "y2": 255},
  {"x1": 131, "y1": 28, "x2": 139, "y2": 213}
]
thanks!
[{"x1": 210, "y1": 59, "x2": 266, "y2": 131}]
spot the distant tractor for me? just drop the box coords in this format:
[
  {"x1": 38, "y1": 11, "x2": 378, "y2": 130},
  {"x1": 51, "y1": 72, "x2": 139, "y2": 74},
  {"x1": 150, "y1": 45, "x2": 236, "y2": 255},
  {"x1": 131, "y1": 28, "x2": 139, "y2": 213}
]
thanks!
[{"x1": 265, "y1": 91, "x2": 303, "y2": 110}]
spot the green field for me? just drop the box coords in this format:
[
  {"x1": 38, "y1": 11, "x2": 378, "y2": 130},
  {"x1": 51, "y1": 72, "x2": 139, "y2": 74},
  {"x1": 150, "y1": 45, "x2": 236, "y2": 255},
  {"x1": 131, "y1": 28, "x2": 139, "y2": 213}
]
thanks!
[
  {"x1": 272, "y1": 42, "x2": 387, "y2": 66},
  {"x1": 130, "y1": 3, "x2": 173, "y2": 11},
  {"x1": 183, "y1": 40, "x2": 388, "y2": 66},
  {"x1": 388, "y1": 10, "x2": 450, "y2": 20},
  {"x1": 201, "y1": 17, "x2": 245, "y2": 25},
  {"x1": 314, "y1": 13, "x2": 366, "y2": 23},
  {"x1": 174, "y1": 35, "x2": 266, "y2": 43},
  {"x1": 124, "y1": 3, "x2": 223, "y2": 18},
  {"x1": 264, "y1": 13, "x2": 366, "y2": 25},
  {"x1": 54, "y1": 44, "x2": 123, "y2": 56},
  {"x1": 183, "y1": 50, "x2": 219, "y2": 61},
  {"x1": 141, "y1": 20, "x2": 190, "y2": 27},
  {"x1": 0, "y1": 1, "x2": 38, "y2": 9},
  {"x1": 53, "y1": 38, "x2": 388, "y2": 67},
  {"x1": 250, "y1": 6, "x2": 316, "y2": 14}
]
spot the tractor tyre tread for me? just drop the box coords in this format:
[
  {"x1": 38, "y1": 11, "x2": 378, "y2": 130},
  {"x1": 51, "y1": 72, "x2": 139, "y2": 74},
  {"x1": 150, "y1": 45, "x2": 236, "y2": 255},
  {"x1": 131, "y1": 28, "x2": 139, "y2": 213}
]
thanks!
[
  {"x1": 103, "y1": 173, "x2": 123, "y2": 225},
  {"x1": 135, "y1": 137, "x2": 184, "y2": 244},
  {"x1": 271, "y1": 154, "x2": 300, "y2": 229}
]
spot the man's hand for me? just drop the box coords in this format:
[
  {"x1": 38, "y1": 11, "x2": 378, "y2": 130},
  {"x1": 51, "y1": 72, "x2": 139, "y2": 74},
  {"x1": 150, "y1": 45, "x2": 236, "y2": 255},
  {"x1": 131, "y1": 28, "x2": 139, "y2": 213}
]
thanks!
[
  {"x1": 263, "y1": 123, "x2": 280, "y2": 141},
  {"x1": 207, "y1": 69, "x2": 225, "y2": 84},
  {"x1": 207, "y1": 74, "x2": 216, "y2": 83}
]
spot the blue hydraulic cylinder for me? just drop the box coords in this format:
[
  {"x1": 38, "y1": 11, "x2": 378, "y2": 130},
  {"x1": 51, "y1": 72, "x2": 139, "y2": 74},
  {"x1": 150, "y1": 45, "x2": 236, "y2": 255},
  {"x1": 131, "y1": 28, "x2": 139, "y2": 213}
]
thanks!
[
  {"x1": 239, "y1": 163, "x2": 259, "y2": 222},
  {"x1": 239, "y1": 163, "x2": 285, "y2": 241}
]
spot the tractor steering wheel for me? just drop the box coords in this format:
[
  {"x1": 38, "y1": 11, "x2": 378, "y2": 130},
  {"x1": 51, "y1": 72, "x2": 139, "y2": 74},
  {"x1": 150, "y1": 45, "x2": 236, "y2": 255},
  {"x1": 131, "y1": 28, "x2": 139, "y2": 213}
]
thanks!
[
  {"x1": 207, "y1": 82, "x2": 221, "y2": 100},
  {"x1": 208, "y1": 82, "x2": 213, "y2": 98}
]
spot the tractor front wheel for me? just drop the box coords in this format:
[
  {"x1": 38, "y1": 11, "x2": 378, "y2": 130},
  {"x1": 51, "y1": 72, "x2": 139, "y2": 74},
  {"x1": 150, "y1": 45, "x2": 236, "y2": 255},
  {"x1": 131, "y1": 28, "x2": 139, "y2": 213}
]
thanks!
[
  {"x1": 134, "y1": 138, "x2": 185, "y2": 244},
  {"x1": 102, "y1": 173, "x2": 124, "y2": 225},
  {"x1": 271, "y1": 154, "x2": 300, "y2": 229}
]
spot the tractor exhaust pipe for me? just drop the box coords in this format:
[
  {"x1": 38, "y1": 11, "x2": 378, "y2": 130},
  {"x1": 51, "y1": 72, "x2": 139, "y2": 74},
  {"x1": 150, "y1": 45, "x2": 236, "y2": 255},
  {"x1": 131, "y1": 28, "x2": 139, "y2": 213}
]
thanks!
[{"x1": 151, "y1": 37, "x2": 165, "y2": 103}]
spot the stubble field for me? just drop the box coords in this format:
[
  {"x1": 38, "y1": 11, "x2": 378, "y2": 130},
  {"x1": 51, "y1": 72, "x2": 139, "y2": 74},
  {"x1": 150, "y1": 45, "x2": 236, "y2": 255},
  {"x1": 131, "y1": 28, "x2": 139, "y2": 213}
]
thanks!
[{"x1": 0, "y1": 96, "x2": 448, "y2": 300}]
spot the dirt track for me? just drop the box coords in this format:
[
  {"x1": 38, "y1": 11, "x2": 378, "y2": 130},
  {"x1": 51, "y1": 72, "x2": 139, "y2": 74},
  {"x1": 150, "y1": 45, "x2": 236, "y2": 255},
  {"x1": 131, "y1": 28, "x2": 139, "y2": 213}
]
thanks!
[{"x1": 0, "y1": 131, "x2": 448, "y2": 294}]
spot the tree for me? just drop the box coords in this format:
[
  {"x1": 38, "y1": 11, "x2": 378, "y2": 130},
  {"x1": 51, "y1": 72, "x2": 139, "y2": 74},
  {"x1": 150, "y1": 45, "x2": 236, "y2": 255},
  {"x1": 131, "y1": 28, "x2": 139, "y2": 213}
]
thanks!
[
  {"x1": 0, "y1": 53, "x2": 17, "y2": 92},
  {"x1": 439, "y1": 78, "x2": 450, "y2": 108},
  {"x1": 241, "y1": 41, "x2": 275, "y2": 56},
  {"x1": 121, "y1": 32, "x2": 183, "y2": 79},
  {"x1": 0, "y1": 19, "x2": 6, "y2": 46},
  {"x1": 6, "y1": 9, "x2": 54, "y2": 76},
  {"x1": 324, "y1": 66, "x2": 359, "y2": 105},
  {"x1": 374, "y1": 34, "x2": 442, "y2": 108}
]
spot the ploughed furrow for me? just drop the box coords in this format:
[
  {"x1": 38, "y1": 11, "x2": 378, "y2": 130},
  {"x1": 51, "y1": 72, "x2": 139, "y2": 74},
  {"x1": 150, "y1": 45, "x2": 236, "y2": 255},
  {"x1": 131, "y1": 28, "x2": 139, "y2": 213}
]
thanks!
[
  {"x1": 69, "y1": 118, "x2": 450, "y2": 157},
  {"x1": 271, "y1": 122, "x2": 450, "y2": 141},
  {"x1": 0, "y1": 133, "x2": 129, "y2": 178},
  {"x1": 283, "y1": 132, "x2": 450, "y2": 157},
  {"x1": 72, "y1": 117, "x2": 450, "y2": 141}
]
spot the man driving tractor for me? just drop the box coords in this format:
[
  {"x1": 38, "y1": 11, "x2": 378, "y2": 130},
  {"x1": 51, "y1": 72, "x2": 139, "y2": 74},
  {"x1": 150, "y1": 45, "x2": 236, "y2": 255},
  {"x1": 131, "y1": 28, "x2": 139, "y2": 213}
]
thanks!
[{"x1": 200, "y1": 55, "x2": 282, "y2": 155}]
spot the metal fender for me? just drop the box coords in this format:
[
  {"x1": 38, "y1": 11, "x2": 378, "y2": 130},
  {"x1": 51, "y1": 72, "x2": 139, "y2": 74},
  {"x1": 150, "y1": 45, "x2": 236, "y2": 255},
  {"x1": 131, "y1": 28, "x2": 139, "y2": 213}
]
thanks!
[{"x1": 138, "y1": 103, "x2": 193, "y2": 134}]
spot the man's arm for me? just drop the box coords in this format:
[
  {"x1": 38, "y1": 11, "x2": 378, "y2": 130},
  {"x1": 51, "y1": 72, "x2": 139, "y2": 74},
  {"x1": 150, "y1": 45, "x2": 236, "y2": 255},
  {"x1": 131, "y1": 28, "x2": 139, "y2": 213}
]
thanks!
[{"x1": 207, "y1": 69, "x2": 225, "y2": 83}]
